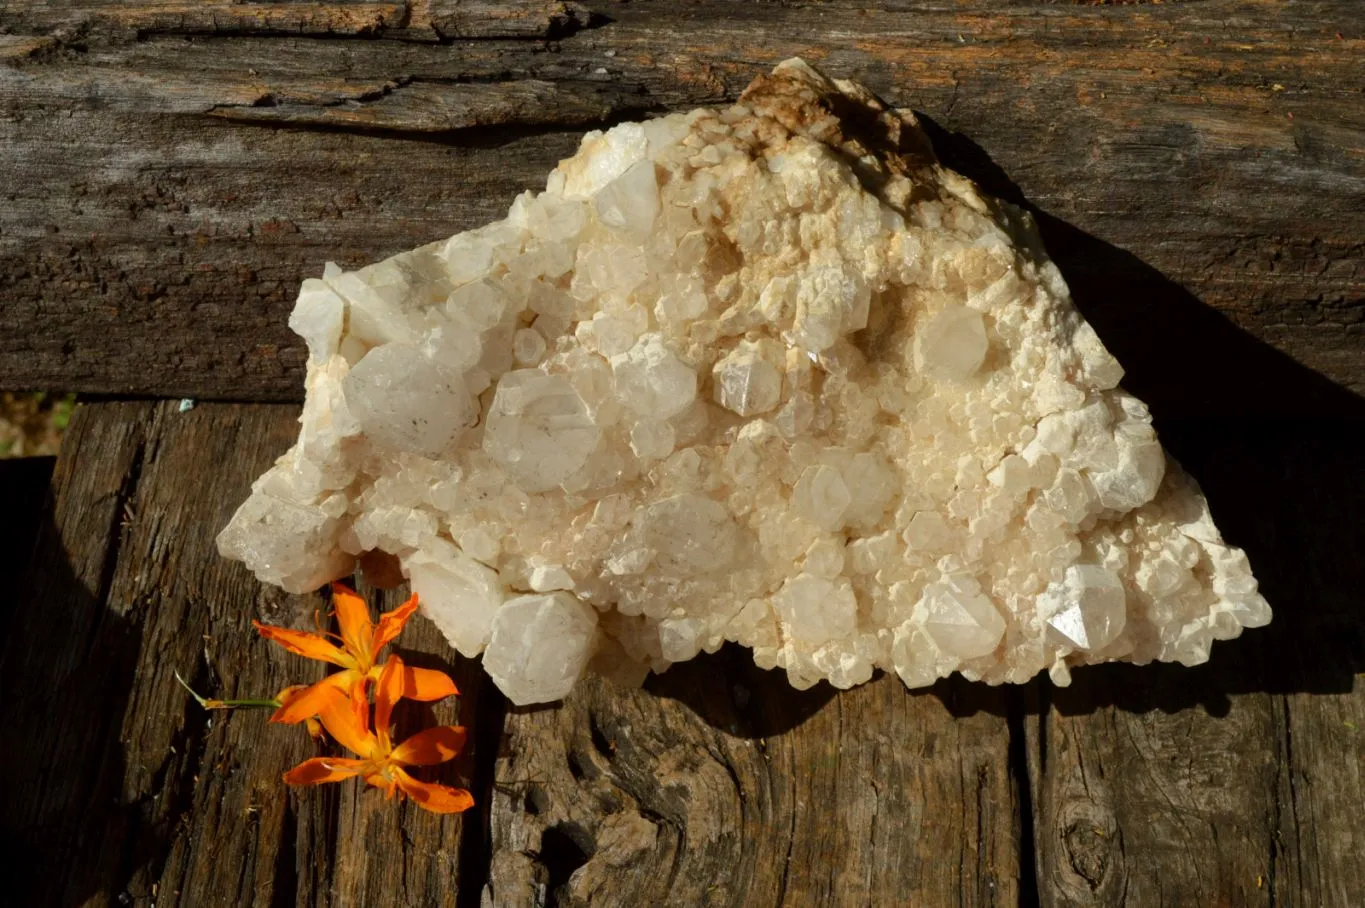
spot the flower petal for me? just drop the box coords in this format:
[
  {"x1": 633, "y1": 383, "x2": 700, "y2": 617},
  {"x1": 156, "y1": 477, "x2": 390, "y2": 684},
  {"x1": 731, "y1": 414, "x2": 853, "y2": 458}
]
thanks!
[
  {"x1": 348, "y1": 672, "x2": 371, "y2": 718},
  {"x1": 276, "y1": 683, "x2": 308, "y2": 703},
  {"x1": 283, "y1": 756, "x2": 365, "y2": 786},
  {"x1": 393, "y1": 768, "x2": 475, "y2": 814},
  {"x1": 253, "y1": 621, "x2": 349, "y2": 667},
  {"x1": 363, "y1": 772, "x2": 398, "y2": 800},
  {"x1": 402, "y1": 665, "x2": 459, "y2": 702},
  {"x1": 331, "y1": 583, "x2": 375, "y2": 664},
  {"x1": 370, "y1": 593, "x2": 419, "y2": 662},
  {"x1": 374, "y1": 655, "x2": 406, "y2": 751},
  {"x1": 315, "y1": 684, "x2": 378, "y2": 757},
  {"x1": 391, "y1": 725, "x2": 468, "y2": 767},
  {"x1": 269, "y1": 673, "x2": 352, "y2": 726}
]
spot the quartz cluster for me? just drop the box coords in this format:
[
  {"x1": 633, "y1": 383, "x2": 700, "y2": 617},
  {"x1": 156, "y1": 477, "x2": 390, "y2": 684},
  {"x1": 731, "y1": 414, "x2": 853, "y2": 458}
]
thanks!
[{"x1": 219, "y1": 59, "x2": 1270, "y2": 705}]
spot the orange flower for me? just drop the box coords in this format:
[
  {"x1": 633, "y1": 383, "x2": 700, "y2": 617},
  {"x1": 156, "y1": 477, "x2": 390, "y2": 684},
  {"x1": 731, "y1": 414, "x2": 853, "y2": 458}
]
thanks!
[
  {"x1": 284, "y1": 655, "x2": 474, "y2": 814},
  {"x1": 254, "y1": 584, "x2": 456, "y2": 727},
  {"x1": 275, "y1": 685, "x2": 325, "y2": 740}
]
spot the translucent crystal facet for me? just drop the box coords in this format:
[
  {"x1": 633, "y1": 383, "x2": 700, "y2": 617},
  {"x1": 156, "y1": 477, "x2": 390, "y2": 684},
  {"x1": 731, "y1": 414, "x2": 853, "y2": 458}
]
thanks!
[
  {"x1": 1039, "y1": 565, "x2": 1127, "y2": 653},
  {"x1": 482, "y1": 370, "x2": 601, "y2": 493},
  {"x1": 483, "y1": 592, "x2": 599, "y2": 705},
  {"x1": 219, "y1": 58, "x2": 1270, "y2": 703}
]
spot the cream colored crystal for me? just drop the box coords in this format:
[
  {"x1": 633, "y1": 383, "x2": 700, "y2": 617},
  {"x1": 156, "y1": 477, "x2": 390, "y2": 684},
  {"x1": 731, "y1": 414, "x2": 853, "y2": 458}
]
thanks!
[{"x1": 219, "y1": 59, "x2": 1270, "y2": 704}]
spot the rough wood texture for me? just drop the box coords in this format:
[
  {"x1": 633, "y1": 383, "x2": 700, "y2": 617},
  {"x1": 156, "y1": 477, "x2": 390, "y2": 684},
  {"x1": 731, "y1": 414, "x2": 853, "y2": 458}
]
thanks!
[
  {"x1": 1029, "y1": 420, "x2": 1365, "y2": 906},
  {"x1": 6, "y1": 399, "x2": 1364, "y2": 905},
  {"x1": 1, "y1": 0, "x2": 1361, "y2": 403},
  {"x1": 0, "y1": 402, "x2": 490, "y2": 906},
  {"x1": 0, "y1": 402, "x2": 1024, "y2": 905},
  {"x1": 488, "y1": 664, "x2": 1017, "y2": 907}
]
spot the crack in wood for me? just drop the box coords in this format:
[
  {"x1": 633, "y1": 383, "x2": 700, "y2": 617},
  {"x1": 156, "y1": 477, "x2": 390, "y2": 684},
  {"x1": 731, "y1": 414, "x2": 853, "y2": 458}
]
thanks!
[
  {"x1": 203, "y1": 76, "x2": 656, "y2": 136},
  {"x1": 1007, "y1": 686, "x2": 1040, "y2": 907},
  {"x1": 456, "y1": 681, "x2": 507, "y2": 908},
  {"x1": 270, "y1": 798, "x2": 301, "y2": 908}
]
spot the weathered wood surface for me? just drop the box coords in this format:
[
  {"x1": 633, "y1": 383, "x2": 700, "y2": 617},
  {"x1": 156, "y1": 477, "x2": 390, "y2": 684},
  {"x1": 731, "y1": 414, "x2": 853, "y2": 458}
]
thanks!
[
  {"x1": 489, "y1": 661, "x2": 1018, "y2": 906},
  {"x1": 1, "y1": 0, "x2": 1362, "y2": 404},
  {"x1": 3, "y1": 1, "x2": 1364, "y2": 904},
  {"x1": 0, "y1": 402, "x2": 494, "y2": 906},
  {"x1": 1028, "y1": 417, "x2": 1365, "y2": 907},
  {"x1": 0, "y1": 402, "x2": 1022, "y2": 906},
  {"x1": 4, "y1": 394, "x2": 1364, "y2": 906}
]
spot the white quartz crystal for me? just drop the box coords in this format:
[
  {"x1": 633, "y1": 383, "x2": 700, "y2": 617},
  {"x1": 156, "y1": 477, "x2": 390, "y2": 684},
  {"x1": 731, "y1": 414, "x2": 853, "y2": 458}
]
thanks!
[
  {"x1": 219, "y1": 59, "x2": 1270, "y2": 704},
  {"x1": 484, "y1": 592, "x2": 599, "y2": 705}
]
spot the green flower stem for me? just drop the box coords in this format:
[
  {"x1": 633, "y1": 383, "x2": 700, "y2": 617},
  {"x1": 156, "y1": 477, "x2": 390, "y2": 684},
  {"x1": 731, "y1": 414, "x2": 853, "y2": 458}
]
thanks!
[{"x1": 175, "y1": 670, "x2": 282, "y2": 710}]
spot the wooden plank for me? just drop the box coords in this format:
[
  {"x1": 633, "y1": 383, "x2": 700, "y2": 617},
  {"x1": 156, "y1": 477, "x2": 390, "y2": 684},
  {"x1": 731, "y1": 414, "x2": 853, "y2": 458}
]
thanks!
[
  {"x1": 97, "y1": 400, "x2": 330, "y2": 908},
  {"x1": 0, "y1": 399, "x2": 1022, "y2": 906},
  {"x1": 0, "y1": 400, "x2": 159, "y2": 905},
  {"x1": 1035, "y1": 669, "x2": 1283, "y2": 904},
  {"x1": 0, "y1": 0, "x2": 596, "y2": 41},
  {"x1": 1280, "y1": 687, "x2": 1365, "y2": 906},
  {"x1": 486, "y1": 657, "x2": 1020, "y2": 906},
  {"x1": 1266, "y1": 425, "x2": 1365, "y2": 907},
  {"x1": 0, "y1": 0, "x2": 1360, "y2": 401},
  {"x1": 1030, "y1": 418, "x2": 1365, "y2": 906},
  {"x1": 0, "y1": 401, "x2": 494, "y2": 906},
  {"x1": 0, "y1": 413, "x2": 1360, "y2": 903}
]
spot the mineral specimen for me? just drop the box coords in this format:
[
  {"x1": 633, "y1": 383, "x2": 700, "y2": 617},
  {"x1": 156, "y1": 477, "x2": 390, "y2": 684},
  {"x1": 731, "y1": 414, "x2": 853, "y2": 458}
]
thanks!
[{"x1": 218, "y1": 59, "x2": 1270, "y2": 705}]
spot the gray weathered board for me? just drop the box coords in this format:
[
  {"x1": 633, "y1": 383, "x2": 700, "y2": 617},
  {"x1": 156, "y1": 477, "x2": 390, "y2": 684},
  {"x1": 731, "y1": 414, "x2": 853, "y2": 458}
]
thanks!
[
  {"x1": 2, "y1": 0, "x2": 1364, "y2": 905},
  {"x1": 0, "y1": 0, "x2": 1362, "y2": 409}
]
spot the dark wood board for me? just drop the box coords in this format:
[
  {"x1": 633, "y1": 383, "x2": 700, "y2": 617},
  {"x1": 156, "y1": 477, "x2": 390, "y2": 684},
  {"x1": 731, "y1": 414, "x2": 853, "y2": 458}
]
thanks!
[
  {"x1": 4, "y1": 405, "x2": 1363, "y2": 904},
  {"x1": 0, "y1": 401, "x2": 493, "y2": 907},
  {"x1": 488, "y1": 662, "x2": 1018, "y2": 907},
  {"x1": 0, "y1": 0, "x2": 1361, "y2": 407},
  {"x1": 1028, "y1": 419, "x2": 1365, "y2": 907},
  {"x1": 0, "y1": 401, "x2": 1019, "y2": 907}
]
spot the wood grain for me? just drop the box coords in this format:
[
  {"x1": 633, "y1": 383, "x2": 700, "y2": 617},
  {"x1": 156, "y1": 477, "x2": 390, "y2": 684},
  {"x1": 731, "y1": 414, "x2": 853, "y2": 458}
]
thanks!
[
  {"x1": 0, "y1": 401, "x2": 1023, "y2": 907},
  {"x1": 0, "y1": 400, "x2": 162, "y2": 905},
  {"x1": 487, "y1": 660, "x2": 1018, "y2": 907},
  {"x1": 1, "y1": 0, "x2": 1360, "y2": 401},
  {"x1": 0, "y1": 402, "x2": 489, "y2": 906},
  {"x1": 1029, "y1": 420, "x2": 1365, "y2": 907},
  {"x1": 2, "y1": 409, "x2": 1364, "y2": 904}
]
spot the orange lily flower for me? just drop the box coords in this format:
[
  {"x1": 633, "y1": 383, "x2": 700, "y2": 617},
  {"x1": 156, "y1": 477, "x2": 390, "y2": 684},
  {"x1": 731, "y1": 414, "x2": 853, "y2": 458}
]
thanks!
[
  {"x1": 275, "y1": 685, "x2": 326, "y2": 740},
  {"x1": 254, "y1": 584, "x2": 456, "y2": 726},
  {"x1": 284, "y1": 655, "x2": 475, "y2": 814}
]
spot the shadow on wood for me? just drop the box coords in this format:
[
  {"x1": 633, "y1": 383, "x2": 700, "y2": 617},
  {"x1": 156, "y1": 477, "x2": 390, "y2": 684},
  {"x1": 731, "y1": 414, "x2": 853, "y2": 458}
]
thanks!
[
  {"x1": 915, "y1": 114, "x2": 1365, "y2": 716},
  {"x1": 0, "y1": 455, "x2": 54, "y2": 619},
  {"x1": 917, "y1": 112, "x2": 1365, "y2": 422},
  {"x1": 0, "y1": 410, "x2": 156, "y2": 906}
]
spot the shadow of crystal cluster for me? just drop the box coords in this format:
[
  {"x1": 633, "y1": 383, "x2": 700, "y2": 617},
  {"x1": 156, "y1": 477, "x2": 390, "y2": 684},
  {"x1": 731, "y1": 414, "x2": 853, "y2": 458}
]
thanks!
[{"x1": 218, "y1": 59, "x2": 1269, "y2": 705}]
